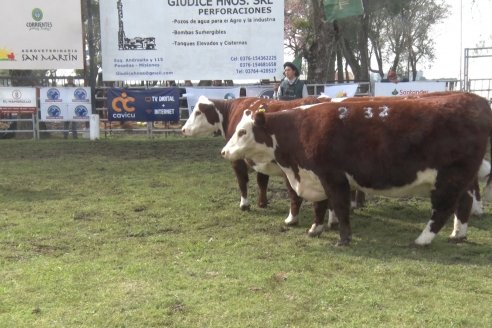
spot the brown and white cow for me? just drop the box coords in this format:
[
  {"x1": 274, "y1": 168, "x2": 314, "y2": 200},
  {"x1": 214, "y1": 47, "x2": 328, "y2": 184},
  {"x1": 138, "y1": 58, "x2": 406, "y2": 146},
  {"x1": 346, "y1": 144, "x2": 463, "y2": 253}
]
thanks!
[
  {"x1": 332, "y1": 91, "x2": 489, "y2": 217},
  {"x1": 221, "y1": 91, "x2": 492, "y2": 246},
  {"x1": 182, "y1": 95, "x2": 334, "y2": 228}
]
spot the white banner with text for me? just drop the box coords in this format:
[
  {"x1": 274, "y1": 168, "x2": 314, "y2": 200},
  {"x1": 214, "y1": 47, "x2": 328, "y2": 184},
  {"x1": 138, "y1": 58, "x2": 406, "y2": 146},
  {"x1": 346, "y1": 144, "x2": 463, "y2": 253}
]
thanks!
[
  {"x1": 374, "y1": 82, "x2": 447, "y2": 97},
  {"x1": 244, "y1": 85, "x2": 275, "y2": 98},
  {"x1": 0, "y1": 0, "x2": 83, "y2": 69},
  {"x1": 0, "y1": 88, "x2": 37, "y2": 113},
  {"x1": 185, "y1": 87, "x2": 241, "y2": 112},
  {"x1": 323, "y1": 84, "x2": 359, "y2": 98},
  {"x1": 100, "y1": 0, "x2": 284, "y2": 81}
]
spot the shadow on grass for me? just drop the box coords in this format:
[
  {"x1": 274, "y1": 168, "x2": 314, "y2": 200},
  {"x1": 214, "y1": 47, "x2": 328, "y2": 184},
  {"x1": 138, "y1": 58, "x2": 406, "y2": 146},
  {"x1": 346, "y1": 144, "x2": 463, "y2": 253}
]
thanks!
[
  {"x1": 321, "y1": 204, "x2": 492, "y2": 267},
  {"x1": 0, "y1": 186, "x2": 63, "y2": 202},
  {"x1": 248, "y1": 195, "x2": 492, "y2": 267}
]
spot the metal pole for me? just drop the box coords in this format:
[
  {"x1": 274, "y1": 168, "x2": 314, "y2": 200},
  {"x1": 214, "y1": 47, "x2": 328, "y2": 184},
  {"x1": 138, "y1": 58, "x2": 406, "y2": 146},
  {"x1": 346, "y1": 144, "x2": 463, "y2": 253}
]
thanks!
[
  {"x1": 463, "y1": 48, "x2": 469, "y2": 92},
  {"x1": 81, "y1": 0, "x2": 88, "y2": 85},
  {"x1": 459, "y1": 0, "x2": 463, "y2": 90}
]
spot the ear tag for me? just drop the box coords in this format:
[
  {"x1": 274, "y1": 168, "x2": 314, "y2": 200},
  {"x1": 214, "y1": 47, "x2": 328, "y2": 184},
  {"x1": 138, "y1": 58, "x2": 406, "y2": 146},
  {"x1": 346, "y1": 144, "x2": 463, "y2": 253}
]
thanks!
[{"x1": 258, "y1": 107, "x2": 266, "y2": 113}]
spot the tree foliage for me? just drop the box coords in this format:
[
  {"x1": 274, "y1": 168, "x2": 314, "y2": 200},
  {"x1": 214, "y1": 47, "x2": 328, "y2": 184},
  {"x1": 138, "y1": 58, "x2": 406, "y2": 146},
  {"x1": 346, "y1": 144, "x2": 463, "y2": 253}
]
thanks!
[
  {"x1": 286, "y1": 0, "x2": 450, "y2": 82},
  {"x1": 367, "y1": 0, "x2": 449, "y2": 80}
]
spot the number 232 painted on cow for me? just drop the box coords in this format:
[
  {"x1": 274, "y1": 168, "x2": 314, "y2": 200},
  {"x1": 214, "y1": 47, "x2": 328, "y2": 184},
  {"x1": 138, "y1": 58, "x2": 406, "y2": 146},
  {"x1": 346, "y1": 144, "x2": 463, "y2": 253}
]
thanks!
[{"x1": 338, "y1": 106, "x2": 390, "y2": 120}]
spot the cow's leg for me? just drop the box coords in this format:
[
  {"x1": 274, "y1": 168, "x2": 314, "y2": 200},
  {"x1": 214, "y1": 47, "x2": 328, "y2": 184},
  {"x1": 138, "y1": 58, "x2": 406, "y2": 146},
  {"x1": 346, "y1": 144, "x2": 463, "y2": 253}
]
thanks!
[
  {"x1": 324, "y1": 177, "x2": 352, "y2": 246},
  {"x1": 284, "y1": 176, "x2": 303, "y2": 226},
  {"x1": 415, "y1": 168, "x2": 473, "y2": 246},
  {"x1": 449, "y1": 190, "x2": 473, "y2": 243},
  {"x1": 327, "y1": 205, "x2": 339, "y2": 230},
  {"x1": 356, "y1": 190, "x2": 366, "y2": 208},
  {"x1": 256, "y1": 172, "x2": 269, "y2": 208},
  {"x1": 232, "y1": 160, "x2": 250, "y2": 211},
  {"x1": 350, "y1": 190, "x2": 365, "y2": 209},
  {"x1": 470, "y1": 178, "x2": 483, "y2": 216},
  {"x1": 307, "y1": 199, "x2": 329, "y2": 237},
  {"x1": 350, "y1": 190, "x2": 358, "y2": 209}
]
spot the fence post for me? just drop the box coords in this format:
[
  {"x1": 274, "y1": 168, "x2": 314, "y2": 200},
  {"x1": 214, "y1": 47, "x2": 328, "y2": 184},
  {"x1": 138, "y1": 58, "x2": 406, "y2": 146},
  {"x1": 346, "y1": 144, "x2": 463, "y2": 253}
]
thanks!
[{"x1": 89, "y1": 114, "x2": 100, "y2": 140}]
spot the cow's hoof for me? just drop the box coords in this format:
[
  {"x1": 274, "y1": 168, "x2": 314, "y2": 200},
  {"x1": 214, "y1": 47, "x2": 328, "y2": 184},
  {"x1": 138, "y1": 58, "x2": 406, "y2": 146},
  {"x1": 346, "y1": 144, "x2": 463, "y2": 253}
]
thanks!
[
  {"x1": 285, "y1": 220, "x2": 299, "y2": 226},
  {"x1": 307, "y1": 224, "x2": 324, "y2": 238},
  {"x1": 240, "y1": 204, "x2": 251, "y2": 211},
  {"x1": 284, "y1": 214, "x2": 299, "y2": 226},
  {"x1": 284, "y1": 218, "x2": 299, "y2": 226},
  {"x1": 448, "y1": 236, "x2": 467, "y2": 244},
  {"x1": 258, "y1": 202, "x2": 268, "y2": 208},
  {"x1": 327, "y1": 222, "x2": 339, "y2": 231}
]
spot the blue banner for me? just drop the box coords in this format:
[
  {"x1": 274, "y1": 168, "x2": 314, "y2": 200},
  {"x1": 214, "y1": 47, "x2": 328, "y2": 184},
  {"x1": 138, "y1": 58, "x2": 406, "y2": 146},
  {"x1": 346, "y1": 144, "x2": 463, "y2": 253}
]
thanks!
[{"x1": 107, "y1": 88, "x2": 180, "y2": 122}]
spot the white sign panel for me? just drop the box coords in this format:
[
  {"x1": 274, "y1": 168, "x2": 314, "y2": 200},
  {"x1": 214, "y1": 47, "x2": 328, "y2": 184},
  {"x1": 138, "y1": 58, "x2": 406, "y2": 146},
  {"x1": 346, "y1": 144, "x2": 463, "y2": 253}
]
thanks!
[
  {"x1": 0, "y1": 88, "x2": 37, "y2": 112},
  {"x1": 323, "y1": 84, "x2": 359, "y2": 98},
  {"x1": 0, "y1": 0, "x2": 83, "y2": 69},
  {"x1": 68, "y1": 103, "x2": 92, "y2": 121},
  {"x1": 185, "y1": 87, "x2": 241, "y2": 112},
  {"x1": 244, "y1": 86, "x2": 275, "y2": 98},
  {"x1": 100, "y1": 0, "x2": 284, "y2": 81},
  {"x1": 39, "y1": 87, "x2": 92, "y2": 121},
  {"x1": 374, "y1": 82, "x2": 447, "y2": 96},
  {"x1": 40, "y1": 103, "x2": 69, "y2": 122}
]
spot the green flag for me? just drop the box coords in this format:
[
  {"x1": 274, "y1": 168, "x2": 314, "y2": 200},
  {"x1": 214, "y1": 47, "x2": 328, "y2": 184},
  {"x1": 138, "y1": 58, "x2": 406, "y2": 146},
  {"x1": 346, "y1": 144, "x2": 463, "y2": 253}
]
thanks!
[{"x1": 324, "y1": 0, "x2": 364, "y2": 22}]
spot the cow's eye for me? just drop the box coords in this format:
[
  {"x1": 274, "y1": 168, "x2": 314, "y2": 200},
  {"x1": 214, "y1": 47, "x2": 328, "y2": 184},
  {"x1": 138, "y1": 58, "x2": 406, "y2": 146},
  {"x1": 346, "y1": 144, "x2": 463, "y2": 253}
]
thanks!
[
  {"x1": 238, "y1": 129, "x2": 247, "y2": 137},
  {"x1": 195, "y1": 111, "x2": 201, "y2": 116}
]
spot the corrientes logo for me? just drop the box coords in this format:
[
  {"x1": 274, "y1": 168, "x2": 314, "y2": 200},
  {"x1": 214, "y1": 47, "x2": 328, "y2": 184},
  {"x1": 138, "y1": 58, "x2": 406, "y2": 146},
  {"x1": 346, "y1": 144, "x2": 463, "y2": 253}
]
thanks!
[
  {"x1": 26, "y1": 7, "x2": 52, "y2": 31},
  {"x1": 32, "y1": 8, "x2": 43, "y2": 21}
]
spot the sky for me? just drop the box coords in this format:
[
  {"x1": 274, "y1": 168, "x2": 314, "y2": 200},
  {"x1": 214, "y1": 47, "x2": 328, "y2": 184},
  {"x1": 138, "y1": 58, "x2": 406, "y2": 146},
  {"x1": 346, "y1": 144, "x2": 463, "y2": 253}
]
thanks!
[{"x1": 426, "y1": 0, "x2": 492, "y2": 80}]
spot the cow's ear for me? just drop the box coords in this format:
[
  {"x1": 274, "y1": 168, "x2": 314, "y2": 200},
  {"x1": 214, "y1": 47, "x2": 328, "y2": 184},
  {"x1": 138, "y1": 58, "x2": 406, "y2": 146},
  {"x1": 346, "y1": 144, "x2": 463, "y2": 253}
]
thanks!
[
  {"x1": 258, "y1": 104, "x2": 269, "y2": 111},
  {"x1": 254, "y1": 111, "x2": 266, "y2": 127}
]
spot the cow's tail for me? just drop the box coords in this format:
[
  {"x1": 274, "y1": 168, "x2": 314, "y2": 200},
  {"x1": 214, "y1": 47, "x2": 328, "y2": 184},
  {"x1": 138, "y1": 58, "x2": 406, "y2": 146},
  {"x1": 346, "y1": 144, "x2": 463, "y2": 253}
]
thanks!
[{"x1": 482, "y1": 134, "x2": 492, "y2": 202}]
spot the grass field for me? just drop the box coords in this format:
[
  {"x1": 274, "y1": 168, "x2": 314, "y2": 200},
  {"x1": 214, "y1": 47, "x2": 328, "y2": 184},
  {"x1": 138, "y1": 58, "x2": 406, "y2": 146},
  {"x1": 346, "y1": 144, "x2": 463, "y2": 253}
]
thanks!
[{"x1": 1, "y1": 136, "x2": 491, "y2": 327}]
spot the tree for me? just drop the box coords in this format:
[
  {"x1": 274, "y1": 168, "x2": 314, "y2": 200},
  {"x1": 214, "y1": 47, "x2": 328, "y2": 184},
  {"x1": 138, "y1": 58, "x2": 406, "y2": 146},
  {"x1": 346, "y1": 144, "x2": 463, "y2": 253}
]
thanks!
[
  {"x1": 307, "y1": 0, "x2": 337, "y2": 83},
  {"x1": 367, "y1": 0, "x2": 449, "y2": 80},
  {"x1": 285, "y1": 0, "x2": 371, "y2": 83},
  {"x1": 288, "y1": 0, "x2": 450, "y2": 83},
  {"x1": 404, "y1": 0, "x2": 449, "y2": 80},
  {"x1": 366, "y1": 0, "x2": 406, "y2": 78},
  {"x1": 80, "y1": 0, "x2": 102, "y2": 87},
  {"x1": 284, "y1": 0, "x2": 309, "y2": 65},
  {"x1": 283, "y1": 0, "x2": 334, "y2": 83}
]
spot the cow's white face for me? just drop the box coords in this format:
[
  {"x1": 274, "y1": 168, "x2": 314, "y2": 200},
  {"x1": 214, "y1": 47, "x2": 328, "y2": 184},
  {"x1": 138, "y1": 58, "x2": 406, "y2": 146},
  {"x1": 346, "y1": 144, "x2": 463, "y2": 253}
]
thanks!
[
  {"x1": 221, "y1": 110, "x2": 276, "y2": 163},
  {"x1": 182, "y1": 96, "x2": 223, "y2": 137}
]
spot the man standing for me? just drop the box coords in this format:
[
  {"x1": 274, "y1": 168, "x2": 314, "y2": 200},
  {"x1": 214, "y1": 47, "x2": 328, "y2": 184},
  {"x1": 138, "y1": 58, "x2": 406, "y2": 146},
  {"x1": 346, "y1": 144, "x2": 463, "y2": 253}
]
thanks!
[{"x1": 275, "y1": 62, "x2": 308, "y2": 100}]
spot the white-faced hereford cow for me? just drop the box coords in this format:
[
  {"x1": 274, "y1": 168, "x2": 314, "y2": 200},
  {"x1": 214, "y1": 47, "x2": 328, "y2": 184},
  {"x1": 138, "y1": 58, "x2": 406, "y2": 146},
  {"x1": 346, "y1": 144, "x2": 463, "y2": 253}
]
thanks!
[
  {"x1": 182, "y1": 96, "x2": 334, "y2": 228},
  {"x1": 222, "y1": 92, "x2": 492, "y2": 246}
]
